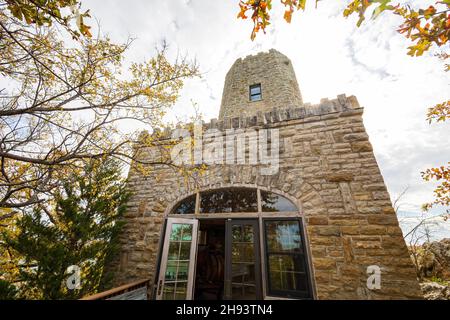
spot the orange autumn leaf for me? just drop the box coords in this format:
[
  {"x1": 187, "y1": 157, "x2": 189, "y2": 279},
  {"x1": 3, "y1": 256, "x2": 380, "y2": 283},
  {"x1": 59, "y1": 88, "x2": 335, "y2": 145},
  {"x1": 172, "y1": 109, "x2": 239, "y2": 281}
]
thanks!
[
  {"x1": 237, "y1": 4, "x2": 248, "y2": 19},
  {"x1": 424, "y1": 5, "x2": 436, "y2": 17},
  {"x1": 238, "y1": 10, "x2": 248, "y2": 19},
  {"x1": 284, "y1": 10, "x2": 292, "y2": 23}
]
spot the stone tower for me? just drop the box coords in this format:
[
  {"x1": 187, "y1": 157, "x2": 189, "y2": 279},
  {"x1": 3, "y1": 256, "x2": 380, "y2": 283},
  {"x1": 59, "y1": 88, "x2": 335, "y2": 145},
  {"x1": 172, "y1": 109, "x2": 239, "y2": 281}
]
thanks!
[
  {"x1": 219, "y1": 49, "x2": 303, "y2": 119},
  {"x1": 111, "y1": 49, "x2": 423, "y2": 300}
]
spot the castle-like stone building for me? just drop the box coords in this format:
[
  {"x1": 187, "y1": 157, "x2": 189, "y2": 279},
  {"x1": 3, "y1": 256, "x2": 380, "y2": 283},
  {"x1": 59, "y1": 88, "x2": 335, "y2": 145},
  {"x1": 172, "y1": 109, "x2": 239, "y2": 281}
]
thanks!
[{"x1": 113, "y1": 49, "x2": 422, "y2": 300}]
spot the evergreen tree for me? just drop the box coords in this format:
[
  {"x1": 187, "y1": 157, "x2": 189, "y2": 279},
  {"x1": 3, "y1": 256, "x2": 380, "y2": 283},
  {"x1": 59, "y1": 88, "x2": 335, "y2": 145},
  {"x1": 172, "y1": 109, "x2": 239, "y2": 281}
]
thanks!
[
  {"x1": 0, "y1": 279, "x2": 18, "y2": 299},
  {"x1": 1, "y1": 158, "x2": 128, "y2": 299}
]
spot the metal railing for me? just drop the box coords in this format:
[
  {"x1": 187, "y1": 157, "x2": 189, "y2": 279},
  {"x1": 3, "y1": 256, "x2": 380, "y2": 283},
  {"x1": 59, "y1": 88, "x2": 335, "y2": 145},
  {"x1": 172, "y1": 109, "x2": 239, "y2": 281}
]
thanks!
[{"x1": 80, "y1": 279, "x2": 151, "y2": 300}]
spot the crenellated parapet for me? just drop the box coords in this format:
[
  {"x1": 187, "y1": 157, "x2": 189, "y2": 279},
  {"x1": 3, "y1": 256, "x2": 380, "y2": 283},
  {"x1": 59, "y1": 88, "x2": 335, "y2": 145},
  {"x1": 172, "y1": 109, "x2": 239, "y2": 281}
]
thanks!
[
  {"x1": 148, "y1": 94, "x2": 361, "y2": 141},
  {"x1": 209, "y1": 94, "x2": 360, "y2": 130}
]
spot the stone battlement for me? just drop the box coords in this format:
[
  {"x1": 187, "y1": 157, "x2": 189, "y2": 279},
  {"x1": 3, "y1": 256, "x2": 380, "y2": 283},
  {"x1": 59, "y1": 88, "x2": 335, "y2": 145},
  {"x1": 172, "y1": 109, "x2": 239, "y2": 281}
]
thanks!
[
  {"x1": 210, "y1": 93, "x2": 360, "y2": 130},
  {"x1": 226, "y1": 49, "x2": 288, "y2": 71},
  {"x1": 150, "y1": 94, "x2": 361, "y2": 140}
]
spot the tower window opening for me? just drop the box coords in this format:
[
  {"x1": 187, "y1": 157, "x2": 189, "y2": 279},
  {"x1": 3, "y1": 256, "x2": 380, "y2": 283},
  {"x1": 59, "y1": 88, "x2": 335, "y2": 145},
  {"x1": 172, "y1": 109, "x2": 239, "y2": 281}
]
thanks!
[{"x1": 249, "y1": 84, "x2": 262, "y2": 102}]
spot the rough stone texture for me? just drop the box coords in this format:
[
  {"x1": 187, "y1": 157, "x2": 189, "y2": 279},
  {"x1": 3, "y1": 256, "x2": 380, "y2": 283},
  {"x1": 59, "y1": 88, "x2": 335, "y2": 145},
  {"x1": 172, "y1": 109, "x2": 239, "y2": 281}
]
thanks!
[
  {"x1": 420, "y1": 282, "x2": 450, "y2": 300},
  {"x1": 110, "y1": 50, "x2": 423, "y2": 300},
  {"x1": 414, "y1": 238, "x2": 450, "y2": 280},
  {"x1": 410, "y1": 238, "x2": 450, "y2": 300},
  {"x1": 219, "y1": 49, "x2": 303, "y2": 119}
]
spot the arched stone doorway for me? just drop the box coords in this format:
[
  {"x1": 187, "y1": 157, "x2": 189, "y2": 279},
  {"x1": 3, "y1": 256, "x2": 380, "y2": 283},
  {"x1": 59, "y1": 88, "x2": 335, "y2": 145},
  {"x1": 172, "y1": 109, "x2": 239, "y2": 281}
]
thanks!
[{"x1": 154, "y1": 187, "x2": 314, "y2": 300}]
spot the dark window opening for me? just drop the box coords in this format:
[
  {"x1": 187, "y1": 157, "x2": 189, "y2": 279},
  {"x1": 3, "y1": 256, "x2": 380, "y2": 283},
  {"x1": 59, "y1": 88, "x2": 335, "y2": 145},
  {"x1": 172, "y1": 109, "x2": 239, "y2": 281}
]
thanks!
[
  {"x1": 261, "y1": 190, "x2": 297, "y2": 212},
  {"x1": 172, "y1": 194, "x2": 196, "y2": 214},
  {"x1": 264, "y1": 219, "x2": 312, "y2": 299},
  {"x1": 249, "y1": 84, "x2": 261, "y2": 102},
  {"x1": 171, "y1": 188, "x2": 298, "y2": 215},
  {"x1": 200, "y1": 188, "x2": 257, "y2": 213}
]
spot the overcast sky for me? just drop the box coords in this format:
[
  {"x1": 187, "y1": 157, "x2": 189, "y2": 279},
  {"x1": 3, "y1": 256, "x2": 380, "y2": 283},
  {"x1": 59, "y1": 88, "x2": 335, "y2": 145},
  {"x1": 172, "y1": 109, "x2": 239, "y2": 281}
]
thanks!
[{"x1": 85, "y1": 0, "x2": 449, "y2": 216}]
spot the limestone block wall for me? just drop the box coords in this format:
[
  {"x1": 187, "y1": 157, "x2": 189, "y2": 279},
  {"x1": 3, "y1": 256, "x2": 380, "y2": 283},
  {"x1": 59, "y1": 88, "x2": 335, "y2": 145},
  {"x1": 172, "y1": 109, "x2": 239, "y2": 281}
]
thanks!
[
  {"x1": 111, "y1": 94, "x2": 422, "y2": 300},
  {"x1": 219, "y1": 49, "x2": 303, "y2": 119}
]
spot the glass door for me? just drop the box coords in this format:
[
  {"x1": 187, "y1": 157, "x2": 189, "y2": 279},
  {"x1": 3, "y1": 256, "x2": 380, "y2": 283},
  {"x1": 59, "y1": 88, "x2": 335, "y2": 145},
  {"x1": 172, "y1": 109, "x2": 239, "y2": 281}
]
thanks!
[
  {"x1": 156, "y1": 218, "x2": 198, "y2": 300},
  {"x1": 224, "y1": 219, "x2": 262, "y2": 299}
]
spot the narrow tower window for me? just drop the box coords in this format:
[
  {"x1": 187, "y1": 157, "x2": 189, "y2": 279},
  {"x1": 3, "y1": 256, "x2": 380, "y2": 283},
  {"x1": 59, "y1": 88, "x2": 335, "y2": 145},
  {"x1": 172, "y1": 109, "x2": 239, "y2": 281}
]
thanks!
[{"x1": 249, "y1": 84, "x2": 262, "y2": 102}]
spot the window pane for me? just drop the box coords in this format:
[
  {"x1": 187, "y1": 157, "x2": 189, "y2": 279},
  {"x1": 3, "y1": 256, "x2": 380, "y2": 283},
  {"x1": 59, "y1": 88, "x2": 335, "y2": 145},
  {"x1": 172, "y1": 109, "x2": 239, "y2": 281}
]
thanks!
[
  {"x1": 177, "y1": 261, "x2": 189, "y2": 280},
  {"x1": 168, "y1": 242, "x2": 180, "y2": 260},
  {"x1": 169, "y1": 223, "x2": 192, "y2": 241},
  {"x1": 261, "y1": 191, "x2": 297, "y2": 212},
  {"x1": 268, "y1": 255, "x2": 308, "y2": 292},
  {"x1": 163, "y1": 283, "x2": 175, "y2": 299},
  {"x1": 265, "y1": 221, "x2": 302, "y2": 252},
  {"x1": 165, "y1": 261, "x2": 177, "y2": 281},
  {"x1": 179, "y1": 242, "x2": 191, "y2": 260},
  {"x1": 172, "y1": 194, "x2": 196, "y2": 214},
  {"x1": 174, "y1": 282, "x2": 187, "y2": 300},
  {"x1": 200, "y1": 188, "x2": 257, "y2": 213},
  {"x1": 250, "y1": 85, "x2": 261, "y2": 95},
  {"x1": 249, "y1": 84, "x2": 261, "y2": 102},
  {"x1": 264, "y1": 219, "x2": 311, "y2": 297}
]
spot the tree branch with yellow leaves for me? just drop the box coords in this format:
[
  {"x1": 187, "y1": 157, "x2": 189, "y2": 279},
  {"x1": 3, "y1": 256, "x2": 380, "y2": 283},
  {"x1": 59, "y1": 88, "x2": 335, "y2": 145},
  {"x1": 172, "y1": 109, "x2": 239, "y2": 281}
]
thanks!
[{"x1": 0, "y1": 1, "x2": 200, "y2": 212}]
